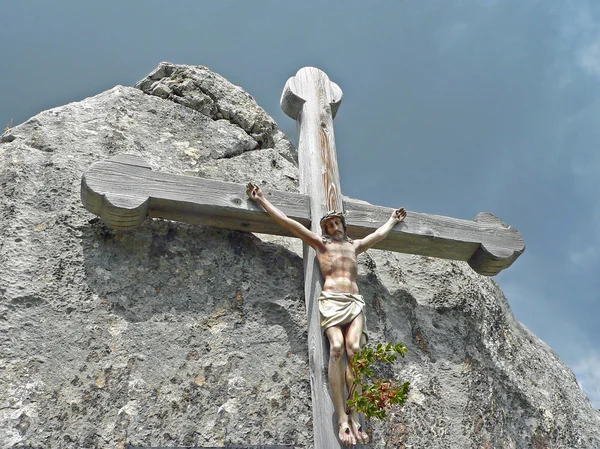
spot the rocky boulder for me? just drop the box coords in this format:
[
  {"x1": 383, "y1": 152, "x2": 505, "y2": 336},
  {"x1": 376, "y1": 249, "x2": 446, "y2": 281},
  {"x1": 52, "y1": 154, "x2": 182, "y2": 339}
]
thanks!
[{"x1": 1, "y1": 62, "x2": 599, "y2": 449}]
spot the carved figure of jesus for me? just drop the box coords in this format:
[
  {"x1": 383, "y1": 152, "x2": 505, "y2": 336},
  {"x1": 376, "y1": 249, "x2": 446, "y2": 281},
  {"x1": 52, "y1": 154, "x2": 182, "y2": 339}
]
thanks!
[{"x1": 247, "y1": 182, "x2": 406, "y2": 447}]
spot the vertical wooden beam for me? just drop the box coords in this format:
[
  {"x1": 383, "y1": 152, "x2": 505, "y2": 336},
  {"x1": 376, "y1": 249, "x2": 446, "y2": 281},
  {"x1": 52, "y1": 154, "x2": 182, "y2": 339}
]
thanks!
[{"x1": 281, "y1": 67, "x2": 346, "y2": 449}]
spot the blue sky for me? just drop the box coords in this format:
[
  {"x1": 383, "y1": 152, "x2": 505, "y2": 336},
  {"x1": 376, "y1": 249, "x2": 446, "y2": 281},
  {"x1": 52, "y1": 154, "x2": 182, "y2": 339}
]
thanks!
[{"x1": 2, "y1": 1, "x2": 598, "y2": 408}]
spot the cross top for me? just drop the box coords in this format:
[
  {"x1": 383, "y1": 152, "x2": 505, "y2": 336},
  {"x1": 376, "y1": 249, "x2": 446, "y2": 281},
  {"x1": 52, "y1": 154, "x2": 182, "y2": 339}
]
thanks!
[{"x1": 281, "y1": 67, "x2": 344, "y2": 214}]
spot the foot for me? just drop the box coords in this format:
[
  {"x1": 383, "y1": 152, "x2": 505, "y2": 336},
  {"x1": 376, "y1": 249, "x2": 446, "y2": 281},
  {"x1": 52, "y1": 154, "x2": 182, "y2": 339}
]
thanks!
[
  {"x1": 349, "y1": 412, "x2": 369, "y2": 445},
  {"x1": 339, "y1": 420, "x2": 356, "y2": 447}
]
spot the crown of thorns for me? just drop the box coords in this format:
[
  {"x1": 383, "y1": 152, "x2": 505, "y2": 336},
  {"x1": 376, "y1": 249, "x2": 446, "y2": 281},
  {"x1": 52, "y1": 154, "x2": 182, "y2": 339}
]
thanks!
[{"x1": 319, "y1": 211, "x2": 347, "y2": 233}]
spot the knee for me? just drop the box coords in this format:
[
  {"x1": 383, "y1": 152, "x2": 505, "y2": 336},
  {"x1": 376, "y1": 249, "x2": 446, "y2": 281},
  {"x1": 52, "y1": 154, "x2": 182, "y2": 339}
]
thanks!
[
  {"x1": 329, "y1": 340, "x2": 345, "y2": 361},
  {"x1": 346, "y1": 341, "x2": 361, "y2": 360}
]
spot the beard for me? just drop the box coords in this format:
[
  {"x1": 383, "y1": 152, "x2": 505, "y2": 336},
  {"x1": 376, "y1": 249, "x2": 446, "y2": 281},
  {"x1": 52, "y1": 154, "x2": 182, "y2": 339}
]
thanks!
[{"x1": 329, "y1": 230, "x2": 346, "y2": 241}]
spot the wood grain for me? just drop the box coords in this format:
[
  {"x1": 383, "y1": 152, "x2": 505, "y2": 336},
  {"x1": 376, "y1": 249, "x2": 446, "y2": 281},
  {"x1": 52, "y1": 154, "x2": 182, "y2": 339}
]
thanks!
[
  {"x1": 81, "y1": 154, "x2": 310, "y2": 231},
  {"x1": 281, "y1": 67, "x2": 347, "y2": 449},
  {"x1": 81, "y1": 155, "x2": 524, "y2": 276}
]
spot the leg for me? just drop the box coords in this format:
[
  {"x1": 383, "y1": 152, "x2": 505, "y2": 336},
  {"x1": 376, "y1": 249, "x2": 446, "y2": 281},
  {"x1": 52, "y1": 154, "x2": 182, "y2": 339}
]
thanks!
[
  {"x1": 325, "y1": 325, "x2": 355, "y2": 447},
  {"x1": 344, "y1": 313, "x2": 369, "y2": 444}
]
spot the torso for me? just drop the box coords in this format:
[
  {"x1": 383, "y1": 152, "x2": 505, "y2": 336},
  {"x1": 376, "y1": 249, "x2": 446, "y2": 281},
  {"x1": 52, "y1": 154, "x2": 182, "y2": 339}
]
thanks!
[{"x1": 317, "y1": 239, "x2": 359, "y2": 294}]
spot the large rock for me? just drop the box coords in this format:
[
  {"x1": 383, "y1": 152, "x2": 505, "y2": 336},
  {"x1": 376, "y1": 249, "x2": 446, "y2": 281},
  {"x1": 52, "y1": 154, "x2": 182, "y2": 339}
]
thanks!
[
  {"x1": 135, "y1": 62, "x2": 285, "y2": 151},
  {"x1": 0, "y1": 63, "x2": 598, "y2": 449}
]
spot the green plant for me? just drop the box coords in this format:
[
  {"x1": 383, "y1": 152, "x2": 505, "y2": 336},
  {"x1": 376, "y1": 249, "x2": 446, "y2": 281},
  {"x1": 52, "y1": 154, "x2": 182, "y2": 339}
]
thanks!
[
  {"x1": 347, "y1": 342, "x2": 410, "y2": 419},
  {"x1": 3, "y1": 118, "x2": 13, "y2": 133}
]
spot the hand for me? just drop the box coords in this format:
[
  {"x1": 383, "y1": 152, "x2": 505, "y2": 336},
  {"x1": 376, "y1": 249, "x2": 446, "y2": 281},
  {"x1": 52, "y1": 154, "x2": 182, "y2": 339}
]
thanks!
[
  {"x1": 246, "y1": 182, "x2": 264, "y2": 202},
  {"x1": 392, "y1": 208, "x2": 407, "y2": 222}
]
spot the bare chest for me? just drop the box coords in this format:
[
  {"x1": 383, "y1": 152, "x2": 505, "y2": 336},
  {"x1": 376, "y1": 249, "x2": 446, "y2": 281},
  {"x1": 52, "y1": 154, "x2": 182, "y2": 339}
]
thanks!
[{"x1": 316, "y1": 241, "x2": 358, "y2": 275}]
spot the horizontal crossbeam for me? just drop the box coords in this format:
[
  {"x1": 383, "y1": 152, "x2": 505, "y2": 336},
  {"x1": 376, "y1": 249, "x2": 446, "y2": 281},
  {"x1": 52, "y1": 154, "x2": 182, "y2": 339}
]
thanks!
[{"x1": 81, "y1": 154, "x2": 524, "y2": 275}]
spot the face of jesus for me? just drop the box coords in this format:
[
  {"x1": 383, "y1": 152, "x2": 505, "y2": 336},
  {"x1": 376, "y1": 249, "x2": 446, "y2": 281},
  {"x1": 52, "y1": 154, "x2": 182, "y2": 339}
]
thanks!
[{"x1": 324, "y1": 217, "x2": 345, "y2": 238}]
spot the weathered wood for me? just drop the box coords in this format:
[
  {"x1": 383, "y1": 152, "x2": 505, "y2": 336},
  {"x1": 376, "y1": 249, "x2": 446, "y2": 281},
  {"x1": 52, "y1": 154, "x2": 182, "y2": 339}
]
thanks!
[
  {"x1": 281, "y1": 67, "x2": 345, "y2": 449},
  {"x1": 80, "y1": 66, "x2": 526, "y2": 449},
  {"x1": 344, "y1": 200, "x2": 524, "y2": 276},
  {"x1": 81, "y1": 153, "x2": 310, "y2": 232},
  {"x1": 81, "y1": 155, "x2": 524, "y2": 276}
]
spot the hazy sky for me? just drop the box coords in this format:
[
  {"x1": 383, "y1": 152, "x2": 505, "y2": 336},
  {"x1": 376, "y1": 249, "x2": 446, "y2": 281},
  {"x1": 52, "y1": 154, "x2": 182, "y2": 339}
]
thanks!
[{"x1": 2, "y1": 1, "x2": 599, "y2": 408}]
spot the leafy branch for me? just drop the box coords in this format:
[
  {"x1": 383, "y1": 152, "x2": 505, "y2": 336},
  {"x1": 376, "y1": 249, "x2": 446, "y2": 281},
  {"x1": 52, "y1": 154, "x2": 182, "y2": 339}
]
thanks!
[
  {"x1": 347, "y1": 342, "x2": 410, "y2": 419},
  {"x1": 4, "y1": 118, "x2": 13, "y2": 133}
]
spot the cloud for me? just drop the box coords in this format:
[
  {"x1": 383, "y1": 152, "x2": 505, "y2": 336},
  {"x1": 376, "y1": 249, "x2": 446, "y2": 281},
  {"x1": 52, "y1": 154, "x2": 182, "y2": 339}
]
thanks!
[
  {"x1": 572, "y1": 353, "x2": 600, "y2": 409},
  {"x1": 567, "y1": 202, "x2": 600, "y2": 274},
  {"x1": 556, "y1": 2, "x2": 600, "y2": 79},
  {"x1": 550, "y1": 3, "x2": 600, "y2": 273},
  {"x1": 569, "y1": 245, "x2": 599, "y2": 269},
  {"x1": 578, "y1": 35, "x2": 600, "y2": 76}
]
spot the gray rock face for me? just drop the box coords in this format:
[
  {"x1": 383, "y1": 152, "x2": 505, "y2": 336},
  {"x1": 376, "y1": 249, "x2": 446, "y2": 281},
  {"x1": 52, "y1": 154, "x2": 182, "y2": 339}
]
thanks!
[
  {"x1": 135, "y1": 62, "x2": 287, "y2": 152},
  {"x1": 1, "y1": 63, "x2": 599, "y2": 449}
]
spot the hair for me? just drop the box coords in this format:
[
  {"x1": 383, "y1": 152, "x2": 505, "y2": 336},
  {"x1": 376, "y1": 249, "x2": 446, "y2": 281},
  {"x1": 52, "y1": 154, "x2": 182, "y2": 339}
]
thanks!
[{"x1": 319, "y1": 211, "x2": 353, "y2": 243}]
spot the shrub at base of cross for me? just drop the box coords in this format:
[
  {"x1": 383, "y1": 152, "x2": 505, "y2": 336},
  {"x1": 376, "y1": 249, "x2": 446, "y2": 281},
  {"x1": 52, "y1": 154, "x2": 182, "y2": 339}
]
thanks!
[{"x1": 347, "y1": 342, "x2": 411, "y2": 420}]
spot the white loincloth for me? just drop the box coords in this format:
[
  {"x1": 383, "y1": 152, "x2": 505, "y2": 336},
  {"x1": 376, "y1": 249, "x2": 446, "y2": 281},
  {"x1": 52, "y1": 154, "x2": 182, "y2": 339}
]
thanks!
[{"x1": 318, "y1": 291, "x2": 368, "y2": 343}]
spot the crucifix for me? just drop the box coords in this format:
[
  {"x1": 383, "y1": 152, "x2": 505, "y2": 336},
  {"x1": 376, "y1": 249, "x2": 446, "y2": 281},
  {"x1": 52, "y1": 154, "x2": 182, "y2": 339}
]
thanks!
[{"x1": 81, "y1": 67, "x2": 524, "y2": 448}]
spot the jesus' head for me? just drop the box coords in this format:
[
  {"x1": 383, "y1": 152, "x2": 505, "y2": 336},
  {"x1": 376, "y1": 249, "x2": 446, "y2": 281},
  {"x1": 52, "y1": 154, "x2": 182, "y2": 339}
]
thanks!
[{"x1": 320, "y1": 211, "x2": 348, "y2": 239}]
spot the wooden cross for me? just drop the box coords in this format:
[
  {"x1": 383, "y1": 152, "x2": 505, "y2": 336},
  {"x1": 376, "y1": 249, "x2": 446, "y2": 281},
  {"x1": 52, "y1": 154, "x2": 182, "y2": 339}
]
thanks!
[{"x1": 81, "y1": 67, "x2": 524, "y2": 448}]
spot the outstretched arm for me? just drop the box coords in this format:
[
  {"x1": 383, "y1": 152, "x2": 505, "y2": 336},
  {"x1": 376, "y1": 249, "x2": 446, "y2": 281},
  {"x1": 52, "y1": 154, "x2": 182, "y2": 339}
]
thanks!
[
  {"x1": 246, "y1": 183, "x2": 326, "y2": 251},
  {"x1": 355, "y1": 208, "x2": 406, "y2": 254}
]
